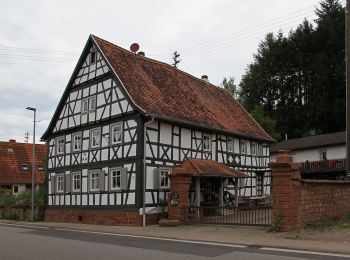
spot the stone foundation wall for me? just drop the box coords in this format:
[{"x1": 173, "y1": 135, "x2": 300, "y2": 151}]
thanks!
[{"x1": 45, "y1": 209, "x2": 159, "y2": 226}]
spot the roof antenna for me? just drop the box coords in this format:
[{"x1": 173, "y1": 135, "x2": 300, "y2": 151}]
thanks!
[
  {"x1": 130, "y1": 43, "x2": 140, "y2": 54},
  {"x1": 172, "y1": 51, "x2": 181, "y2": 68},
  {"x1": 24, "y1": 132, "x2": 29, "y2": 143}
]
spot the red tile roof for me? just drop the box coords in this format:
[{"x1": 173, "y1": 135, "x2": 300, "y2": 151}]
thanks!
[
  {"x1": 172, "y1": 158, "x2": 248, "y2": 178},
  {"x1": 0, "y1": 140, "x2": 47, "y2": 185},
  {"x1": 92, "y1": 36, "x2": 273, "y2": 142}
]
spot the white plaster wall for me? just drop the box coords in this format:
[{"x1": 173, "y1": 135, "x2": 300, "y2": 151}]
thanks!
[{"x1": 291, "y1": 145, "x2": 345, "y2": 162}]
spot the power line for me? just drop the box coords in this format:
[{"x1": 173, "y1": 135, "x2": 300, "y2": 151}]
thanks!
[
  {"x1": 181, "y1": 15, "x2": 315, "y2": 60},
  {"x1": 179, "y1": 5, "x2": 317, "y2": 54},
  {"x1": 0, "y1": 45, "x2": 79, "y2": 55}
]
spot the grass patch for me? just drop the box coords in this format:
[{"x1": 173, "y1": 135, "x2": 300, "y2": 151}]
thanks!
[{"x1": 306, "y1": 213, "x2": 350, "y2": 231}]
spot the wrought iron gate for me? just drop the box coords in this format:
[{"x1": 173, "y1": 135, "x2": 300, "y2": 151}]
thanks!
[{"x1": 182, "y1": 204, "x2": 272, "y2": 226}]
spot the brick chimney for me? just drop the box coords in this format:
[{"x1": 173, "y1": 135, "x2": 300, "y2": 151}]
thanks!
[{"x1": 9, "y1": 139, "x2": 16, "y2": 143}]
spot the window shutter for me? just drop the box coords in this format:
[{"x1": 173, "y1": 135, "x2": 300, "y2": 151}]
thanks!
[
  {"x1": 121, "y1": 168, "x2": 128, "y2": 190},
  {"x1": 65, "y1": 174, "x2": 71, "y2": 193},
  {"x1": 99, "y1": 171, "x2": 105, "y2": 191},
  {"x1": 51, "y1": 175, "x2": 56, "y2": 194},
  {"x1": 153, "y1": 168, "x2": 160, "y2": 189}
]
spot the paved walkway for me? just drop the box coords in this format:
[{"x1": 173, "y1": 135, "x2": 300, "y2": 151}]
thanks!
[{"x1": 1, "y1": 220, "x2": 349, "y2": 255}]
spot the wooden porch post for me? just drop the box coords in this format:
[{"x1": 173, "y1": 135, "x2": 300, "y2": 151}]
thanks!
[
  {"x1": 219, "y1": 178, "x2": 224, "y2": 207},
  {"x1": 234, "y1": 177, "x2": 239, "y2": 207},
  {"x1": 195, "y1": 177, "x2": 200, "y2": 207}
]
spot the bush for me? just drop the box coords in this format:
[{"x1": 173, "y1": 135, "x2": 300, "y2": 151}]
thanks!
[{"x1": 0, "y1": 189, "x2": 16, "y2": 206}]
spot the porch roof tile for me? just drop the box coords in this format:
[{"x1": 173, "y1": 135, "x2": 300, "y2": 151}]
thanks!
[{"x1": 172, "y1": 158, "x2": 248, "y2": 178}]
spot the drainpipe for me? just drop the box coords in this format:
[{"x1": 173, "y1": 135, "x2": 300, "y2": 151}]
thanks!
[{"x1": 143, "y1": 116, "x2": 154, "y2": 227}]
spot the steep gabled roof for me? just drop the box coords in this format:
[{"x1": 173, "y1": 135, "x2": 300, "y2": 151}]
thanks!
[
  {"x1": 0, "y1": 140, "x2": 47, "y2": 185},
  {"x1": 172, "y1": 158, "x2": 248, "y2": 177},
  {"x1": 270, "y1": 131, "x2": 346, "y2": 153},
  {"x1": 92, "y1": 36, "x2": 273, "y2": 142},
  {"x1": 43, "y1": 35, "x2": 273, "y2": 142}
]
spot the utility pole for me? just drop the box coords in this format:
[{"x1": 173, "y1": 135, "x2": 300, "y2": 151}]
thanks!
[
  {"x1": 346, "y1": 0, "x2": 350, "y2": 176},
  {"x1": 172, "y1": 51, "x2": 181, "y2": 68}
]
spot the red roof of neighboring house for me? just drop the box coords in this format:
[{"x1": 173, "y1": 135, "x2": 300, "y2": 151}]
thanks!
[
  {"x1": 92, "y1": 36, "x2": 272, "y2": 142},
  {"x1": 172, "y1": 158, "x2": 248, "y2": 178},
  {"x1": 0, "y1": 140, "x2": 47, "y2": 185}
]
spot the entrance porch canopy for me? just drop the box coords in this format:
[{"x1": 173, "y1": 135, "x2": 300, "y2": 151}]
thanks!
[
  {"x1": 172, "y1": 158, "x2": 248, "y2": 178},
  {"x1": 170, "y1": 158, "x2": 248, "y2": 208}
]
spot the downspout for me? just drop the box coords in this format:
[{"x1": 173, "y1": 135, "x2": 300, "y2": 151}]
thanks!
[{"x1": 143, "y1": 116, "x2": 154, "y2": 227}]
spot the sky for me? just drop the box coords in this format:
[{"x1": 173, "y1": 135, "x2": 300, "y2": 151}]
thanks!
[{"x1": 0, "y1": 0, "x2": 334, "y2": 144}]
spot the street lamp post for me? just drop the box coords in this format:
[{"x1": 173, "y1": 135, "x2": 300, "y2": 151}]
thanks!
[{"x1": 26, "y1": 107, "x2": 36, "y2": 222}]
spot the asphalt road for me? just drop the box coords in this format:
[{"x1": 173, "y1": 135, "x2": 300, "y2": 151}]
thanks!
[{"x1": 0, "y1": 223, "x2": 349, "y2": 260}]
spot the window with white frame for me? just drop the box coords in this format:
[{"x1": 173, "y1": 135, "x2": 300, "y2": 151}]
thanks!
[
  {"x1": 81, "y1": 96, "x2": 96, "y2": 113},
  {"x1": 258, "y1": 143, "x2": 263, "y2": 156},
  {"x1": 72, "y1": 133, "x2": 82, "y2": 152},
  {"x1": 89, "y1": 50, "x2": 96, "y2": 65},
  {"x1": 72, "y1": 173, "x2": 81, "y2": 192},
  {"x1": 239, "y1": 139, "x2": 246, "y2": 154},
  {"x1": 56, "y1": 175, "x2": 64, "y2": 193},
  {"x1": 90, "y1": 128, "x2": 100, "y2": 148},
  {"x1": 111, "y1": 123, "x2": 122, "y2": 145},
  {"x1": 21, "y1": 164, "x2": 28, "y2": 171},
  {"x1": 203, "y1": 134, "x2": 211, "y2": 152},
  {"x1": 89, "y1": 171, "x2": 99, "y2": 191},
  {"x1": 56, "y1": 137, "x2": 65, "y2": 155},
  {"x1": 251, "y1": 142, "x2": 257, "y2": 155},
  {"x1": 319, "y1": 150, "x2": 327, "y2": 160},
  {"x1": 160, "y1": 169, "x2": 170, "y2": 189},
  {"x1": 110, "y1": 168, "x2": 122, "y2": 190},
  {"x1": 227, "y1": 137, "x2": 234, "y2": 153}
]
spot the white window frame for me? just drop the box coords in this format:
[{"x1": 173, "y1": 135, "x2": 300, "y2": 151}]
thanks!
[
  {"x1": 13, "y1": 185, "x2": 19, "y2": 194},
  {"x1": 89, "y1": 171, "x2": 100, "y2": 192},
  {"x1": 251, "y1": 142, "x2": 257, "y2": 155},
  {"x1": 22, "y1": 164, "x2": 28, "y2": 171},
  {"x1": 319, "y1": 150, "x2": 327, "y2": 160},
  {"x1": 227, "y1": 137, "x2": 234, "y2": 153},
  {"x1": 159, "y1": 168, "x2": 170, "y2": 189},
  {"x1": 111, "y1": 123, "x2": 123, "y2": 145},
  {"x1": 56, "y1": 174, "x2": 64, "y2": 193},
  {"x1": 72, "y1": 172, "x2": 81, "y2": 192},
  {"x1": 203, "y1": 134, "x2": 211, "y2": 152},
  {"x1": 240, "y1": 139, "x2": 246, "y2": 154},
  {"x1": 89, "y1": 50, "x2": 96, "y2": 65},
  {"x1": 81, "y1": 96, "x2": 96, "y2": 113},
  {"x1": 56, "y1": 137, "x2": 65, "y2": 155},
  {"x1": 90, "y1": 128, "x2": 101, "y2": 149},
  {"x1": 110, "y1": 168, "x2": 122, "y2": 191},
  {"x1": 72, "y1": 133, "x2": 82, "y2": 152}
]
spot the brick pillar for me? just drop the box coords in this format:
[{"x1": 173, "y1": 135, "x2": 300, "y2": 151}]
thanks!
[
  {"x1": 168, "y1": 173, "x2": 192, "y2": 223},
  {"x1": 269, "y1": 150, "x2": 301, "y2": 231}
]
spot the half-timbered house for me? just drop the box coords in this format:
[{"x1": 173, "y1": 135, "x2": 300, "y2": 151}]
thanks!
[{"x1": 42, "y1": 35, "x2": 274, "y2": 225}]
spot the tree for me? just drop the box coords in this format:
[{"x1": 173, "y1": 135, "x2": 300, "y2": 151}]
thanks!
[
  {"x1": 221, "y1": 77, "x2": 238, "y2": 98},
  {"x1": 250, "y1": 105, "x2": 280, "y2": 140},
  {"x1": 239, "y1": 0, "x2": 345, "y2": 140}
]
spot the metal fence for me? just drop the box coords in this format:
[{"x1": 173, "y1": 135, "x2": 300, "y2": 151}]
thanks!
[{"x1": 182, "y1": 204, "x2": 272, "y2": 226}]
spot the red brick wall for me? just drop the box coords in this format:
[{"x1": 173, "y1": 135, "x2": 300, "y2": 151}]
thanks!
[
  {"x1": 45, "y1": 209, "x2": 159, "y2": 226},
  {"x1": 270, "y1": 151, "x2": 350, "y2": 231},
  {"x1": 298, "y1": 180, "x2": 350, "y2": 226}
]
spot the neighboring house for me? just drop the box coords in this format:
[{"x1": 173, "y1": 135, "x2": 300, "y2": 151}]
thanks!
[
  {"x1": 270, "y1": 132, "x2": 346, "y2": 178},
  {"x1": 42, "y1": 35, "x2": 274, "y2": 225},
  {"x1": 270, "y1": 131, "x2": 345, "y2": 162},
  {"x1": 0, "y1": 139, "x2": 47, "y2": 195}
]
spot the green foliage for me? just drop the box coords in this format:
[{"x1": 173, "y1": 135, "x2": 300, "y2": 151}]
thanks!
[
  {"x1": 239, "y1": 0, "x2": 345, "y2": 140},
  {"x1": 221, "y1": 77, "x2": 238, "y2": 98},
  {"x1": 0, "y1": 189, "x2": 16, "y2": 206},
  {"x1": 268, "y1": 212, "x2": 283, "y2": 232},
  {"x1": 250, "y1": 105, "x2": 280, "y2": 140},
  {"x1": 0, "y1": 209, "x2": 21, "y2": 221}
]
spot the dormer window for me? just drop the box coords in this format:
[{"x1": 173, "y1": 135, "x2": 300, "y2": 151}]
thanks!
[
  {"x1": 22, "y1": 164, "x2": 28, "y2": 171},
  {"x1": 38, "y1": 165, "x2": 43, "y2": 171},
  {"x1": 89, "y1": 50, "x2": 96, "y2": 65}
]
